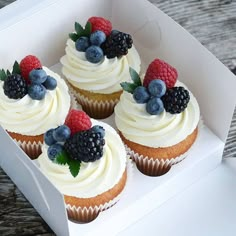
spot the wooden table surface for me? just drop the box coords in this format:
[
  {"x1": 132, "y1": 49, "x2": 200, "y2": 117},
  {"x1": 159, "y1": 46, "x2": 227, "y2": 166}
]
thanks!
[{"x1": 0, "y1": 0, "x2": 236, "y2": 235}]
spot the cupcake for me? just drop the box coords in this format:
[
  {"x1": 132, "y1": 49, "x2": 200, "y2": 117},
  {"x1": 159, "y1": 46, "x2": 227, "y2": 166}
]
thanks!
[
  {"x1": 0, "y1": 55, "x2": 71, "y2": 159},
  {"x1": 115, "y1": 58, "x2": 200, "y2": 176},
  {"x1": 37, "y1": 109, "x2": 128, "y2": 223},
  {"x1": 60, "y1": 16, "x2": 141, "y2": 119}
]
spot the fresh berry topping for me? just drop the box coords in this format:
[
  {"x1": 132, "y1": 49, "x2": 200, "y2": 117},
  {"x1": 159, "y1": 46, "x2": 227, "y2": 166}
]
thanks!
[
  {"x1": 148, "y1": 79, "x2": 166, "y2": 97},
  {"x1": 146, "y1": 97, "x2": 164, "y2": 115},
  {"x1": 52, "y1": 125, "x2": 71, "y2": 142},
  {"x1": 44, "y1": 128, "x2": 57, "y2": 146},
  {"x1": 64, "y1": 109, "x2": 92, "y2": 136},
  {"x1": 29, "y1": 69, "x2": 47, "y2": 84},
  {"x1": 161, "y1": 86, "x2": 190, "y2": 114},
  {"x1": 101, "y1": 30, "x2": 133, "y2": 58},
  {"x1": 88, "y1": 16, "x2": 112, "y2": 36},
  {"x1": 75, "y1": 36, "x2": 90, "y2": 52},
  {"x1": 19, "y1": 55, "x2": 42, "y2": 83},
  {"x1": 143, "y1": 59, "x2": 178, "y2": 89},
  {"x1": 133, "y1": 86, "x2": 150, "y2": 104},
  {"x1": 91, "y1": 125, "x2": 105, "y2": 138},
  {"x1": 42, "y1": 76, "x2": 57, "y2": 90},
  {"x1": 90, "y1": 30, "x2": 106, "y2": 46},
  {"x1": 64, "y1": 127, "x2": 105, "y2": 162},
  {"x1": 47, "y1": 143, "x2": 63, "y2": 161},
  {"x1": 85, "y1": 45, "x2": 104, "y2": 63},
  {"x1": 3, "y1": 74, "x2": 28, "y2": 99},
  {"x1": 28, "y1": 83, "x2": 46, "y2": 100}
]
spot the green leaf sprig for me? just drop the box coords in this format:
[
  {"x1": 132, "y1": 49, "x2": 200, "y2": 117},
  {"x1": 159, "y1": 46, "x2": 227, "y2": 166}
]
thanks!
[
  {"x1": 69, "y1": 21, "x2": 92, "y2": 42},
  {"x1": 54, "y1": 150, "x2": 81, "y2": 178},
  {"x1": 120, "y1": 67, "x2": 142, "y2": 94},
  {"x1": 0, "y1": 61, "x2": 21, "y2": 81}
]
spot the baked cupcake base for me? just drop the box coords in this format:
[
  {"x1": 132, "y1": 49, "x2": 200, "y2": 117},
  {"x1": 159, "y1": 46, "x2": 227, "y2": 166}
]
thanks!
[
  {"x1": 7, "y1": 131, "x2": 43, "y2": 160},
  {"x1": 68, "y1": 83, "x2": 122, "y2": 119},
  {"x1": 65, "y1": 169, "x2": 127, "y2": 223},
  {"x1": 119, "y1": 128, "x2": 198, "y2": 176}
]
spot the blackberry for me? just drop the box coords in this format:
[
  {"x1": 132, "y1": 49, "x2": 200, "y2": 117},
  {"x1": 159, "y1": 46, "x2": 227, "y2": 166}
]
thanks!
[
  {"x1": 64, "y1": 128, "x2": 105, "y2": 162},
  {"x1": 3, "y1": 74, "x2": 27, "y2": 99},
  {"x1": 161, "y1": 86, "x2": 190, "y2": 114},
  {"x1": 101, "y1": 30, "x2": 133, "y2": 58}
]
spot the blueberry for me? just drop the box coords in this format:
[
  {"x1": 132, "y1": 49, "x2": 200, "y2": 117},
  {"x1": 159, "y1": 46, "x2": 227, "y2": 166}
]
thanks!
[
  {"x1": 43, "y1": 76, "x2": 57, "y2": 90},
  {"x1": 44, "y1": 128, "x2": 56, "y2": 146},
  {"x1": 91, "y1": 125, "x2": 105, "y2": 138},
  {"x1": 28, "y1": 83, "x2": 46, "y2": 100},
  {"x1": 53, "y1": 125, "x2": 71, "y2": 142},
  {"x1": 29, "y1": 69, "x2": 47, "y2": 84},
  {"x1": 133, "y1": 86, "x2": 150, "y2": 104},
  {"x1": 85, "y1": 45, "x2": 104, "y2": 63},
  {"x1": 148, "y1": 79, "x2": 166, "y2": 97},
  {"x1": 90, "y1": 30, "x2": 106, "y2": 46},
  {"x1": 47, "y1": 143, "x2": 63, "y2": 161},
  {"x1": 146, "y1": 97, "x2": 164, "y2": 115},
  {"x1": 75, "y1": 36, "x2": 90, "y2": 52}
]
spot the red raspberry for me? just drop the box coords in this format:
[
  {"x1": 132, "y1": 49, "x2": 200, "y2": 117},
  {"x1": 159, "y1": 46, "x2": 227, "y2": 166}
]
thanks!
[
  {"x1": 65, "y1": 109, "x2": 92, "y2": 136},
  {"x1": 143, "y1": 59, "x2": 178, "y2": 89},
  {"x1": 88, "y1": 16, "x2": 112, "y2": 36},
  {"x1": 20, "y1": 55, "x2": 42, "y2": 83}
]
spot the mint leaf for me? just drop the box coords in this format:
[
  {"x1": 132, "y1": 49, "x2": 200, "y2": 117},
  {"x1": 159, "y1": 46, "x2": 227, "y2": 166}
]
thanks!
[
  {"x1": 54, "y1": 151, "x2": 70, "y2": 165},
  {"x1": 83, "y1": 21, "x2": 92, "y2": 36},
  {"x1": 120, "y1": 82, "x2": 138, "y2": 94},
  {"x1": 129, "y1": 67, "x2": 141, "y2": 86},
  {"x1": 69, "y1": 33, "x2": 79, "y2": 42},
  {"x1": 68, "y1": 159, "x2": 81, "y2": 178},
  {"x1": 74, "y1": 22, "x2": 84, "y2": 36},
  {"x1": 12, "y1": 61, "x2": 21, "y2": 75},
  {"x1": 0, "y1": 69, "x2": 7, "y2": 81},
  {"x1": 6, "y1": 70, "x2": 11, "y2": 75}
]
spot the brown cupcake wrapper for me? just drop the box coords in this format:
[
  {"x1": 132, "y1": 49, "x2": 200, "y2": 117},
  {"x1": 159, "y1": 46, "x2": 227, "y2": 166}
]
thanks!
[
  {"x1": 15, "y1": 140, "x2": 43, "y2": 160},
  {"x1": 68, "y1": 85, "x2": 119, "y2": 119},
  {"x1": 66, "y1": 157, "x2": 133, "y2": 223}
]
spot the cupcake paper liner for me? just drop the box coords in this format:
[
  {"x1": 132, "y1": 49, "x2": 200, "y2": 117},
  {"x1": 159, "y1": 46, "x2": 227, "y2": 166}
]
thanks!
[
  {"x1": 66, "y1": 157, "x2": 133, "y2": 223},
  {"x1": 126, "y1": 118, "x2": 204, "y2": 177}
]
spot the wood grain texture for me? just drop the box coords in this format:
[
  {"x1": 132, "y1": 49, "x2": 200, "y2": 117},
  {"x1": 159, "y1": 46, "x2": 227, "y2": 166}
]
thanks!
[{"x1": 0, "y1": 0, "x2": 236, "y2": 235}]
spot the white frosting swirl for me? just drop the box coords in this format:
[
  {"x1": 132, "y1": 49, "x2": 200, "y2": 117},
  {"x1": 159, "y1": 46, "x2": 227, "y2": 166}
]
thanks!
[
  {"x1": 114, "y1": 81, "x2": 200, "y2": 147},
  {"x1": 60, "y1": 39, "x2": 141, "y2": 94},
  {"x1": 37, "y1": 120, "x2": 127, "y2": 198},
  {"x1": 0, "y1": 67, "x2": 71, "y2": 135}
]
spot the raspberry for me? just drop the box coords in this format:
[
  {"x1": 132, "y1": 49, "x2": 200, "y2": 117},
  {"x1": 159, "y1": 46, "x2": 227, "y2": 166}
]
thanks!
[
  {"x1": 64, "y1": 109, "x2": 92, "y2": 136},
  {"x1": 88, "y1": 16, "x2": 112, "y2": 36},
  {"x1": 143, "y1": 59, "x2": 178, "y2": 89},
  {"x1": 20, "y1": 55, "x2": 42, "y2": 83}
]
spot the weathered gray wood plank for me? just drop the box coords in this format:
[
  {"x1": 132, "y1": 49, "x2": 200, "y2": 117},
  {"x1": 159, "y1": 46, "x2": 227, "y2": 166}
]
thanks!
[{"x1": 0, "y1": 0, "x2": 235, "y2": 235}]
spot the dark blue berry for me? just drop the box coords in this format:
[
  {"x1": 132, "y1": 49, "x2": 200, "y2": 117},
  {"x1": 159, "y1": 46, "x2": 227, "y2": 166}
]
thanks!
[
  {"x1": 44, "y1": 128, "x2": 56, "y2": 146},
  {"x1": 75, "y1": 36, "x2": 90, "y2": 52},
  {"x1": 148, "y1": 79, "x2": 166, "y2": 97},
  {"x1": 43, "y1": 76, "x2": 57, "y2": 90},
  {"x1": 53, "y1": 125, "x2": 71, "y2": 142},
  {"x1": 29, "y1": 69, "x2": 47, "y2": 84},
  {"x1": 146, "y1": 97, "x2": 164, "y2": 115},
  {"x1": 28, "y1": 83, "x2": 46, "y2": 100},
  {"x1": 91, "y1": 125, "x2": 105, "y2": 138},
  {"x1": 90, "y1": 30, "x2": 106, "y2": 46},
  {"x1": 133, "y1": 86, "x2": 150, "y2": 104},
  {"x1": 47, "y1": 143, "x2": 63, "y2": 161},
  {"x1": 85, "y1": 45, "x2": 104, "y2": 63}
]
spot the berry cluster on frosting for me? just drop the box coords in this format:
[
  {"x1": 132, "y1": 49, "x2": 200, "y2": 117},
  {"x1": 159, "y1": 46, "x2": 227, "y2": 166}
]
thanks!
[
  {"x1": 44, "y1": 109, "x2": 106, "y2": 177},
  {"x1": 0, "y1": 55, "x2": 57, "y2": 100},
  {"x1": 121, "y1": 58, "x2": 190, "y2": 115},
  {"x1": 69, "y1": 16, "x2": 133, "y2": 63}
]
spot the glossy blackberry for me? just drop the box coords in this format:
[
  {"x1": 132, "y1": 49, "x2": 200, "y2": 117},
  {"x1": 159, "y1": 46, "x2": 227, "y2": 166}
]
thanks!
[
  {"x1": 64, "y1": 128, "x2": 105, "y2": 162},
  {"x1": 101, "y1": 30, "x2": 133, "y2": 58},
  {"x1": 3, "y1": 74, "x2": 27, "y2": 99},
  {"x1": 161, "y1": 86, "x2": 190, "y2": 114}
]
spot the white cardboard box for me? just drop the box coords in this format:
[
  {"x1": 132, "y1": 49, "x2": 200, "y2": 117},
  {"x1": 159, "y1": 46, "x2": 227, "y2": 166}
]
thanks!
[{"x1": 0, "y1": 0, "x2": 236, "y2": 235}]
